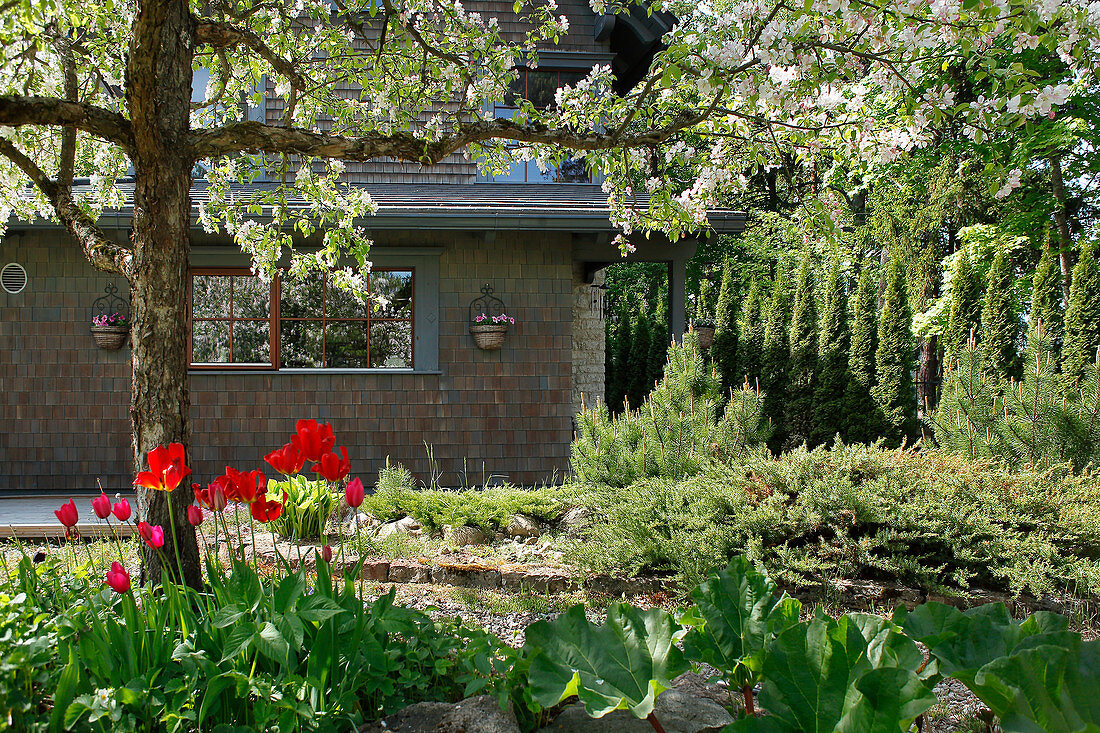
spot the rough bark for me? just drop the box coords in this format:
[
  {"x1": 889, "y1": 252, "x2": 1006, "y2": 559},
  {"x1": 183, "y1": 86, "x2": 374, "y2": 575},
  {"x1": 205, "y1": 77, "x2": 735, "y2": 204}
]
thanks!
[
  {"x1": 0, "y1": 95, "x2": 134, "y2": 149},
  {"x1": 1050, "y1": 154, "x2": 1073, "y2": 301},
  {"x1": 128, "y1": 0, "x2": 201, "y2": 588}
]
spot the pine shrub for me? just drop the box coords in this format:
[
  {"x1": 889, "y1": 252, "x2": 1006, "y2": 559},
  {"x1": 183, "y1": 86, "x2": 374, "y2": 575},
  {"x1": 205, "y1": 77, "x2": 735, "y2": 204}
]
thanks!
[{"x1": 571, "y1": 335, "x2": 770, "y2": 487}]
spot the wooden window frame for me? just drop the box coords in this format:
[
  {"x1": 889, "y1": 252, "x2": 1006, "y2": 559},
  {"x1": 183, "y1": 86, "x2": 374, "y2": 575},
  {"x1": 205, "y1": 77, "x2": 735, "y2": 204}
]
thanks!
[{"x1": 188, "y1": 267, "x2": 415, "y2": 371}]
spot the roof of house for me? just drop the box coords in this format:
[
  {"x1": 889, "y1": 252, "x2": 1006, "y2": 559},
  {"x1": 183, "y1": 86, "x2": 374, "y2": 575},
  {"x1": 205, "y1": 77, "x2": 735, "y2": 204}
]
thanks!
[{"x1": 19, "y1": 181, "x2": 746, "y2": 235}]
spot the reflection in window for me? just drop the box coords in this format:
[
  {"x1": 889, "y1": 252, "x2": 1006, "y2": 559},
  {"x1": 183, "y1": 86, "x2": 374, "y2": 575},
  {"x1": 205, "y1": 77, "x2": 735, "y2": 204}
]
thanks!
[
  {"x1": 482, "y1": 68, "x2": 592, "y2": 184},
  {"x1": 189, "y1": 269, "x2": 414, "y2": 369}
]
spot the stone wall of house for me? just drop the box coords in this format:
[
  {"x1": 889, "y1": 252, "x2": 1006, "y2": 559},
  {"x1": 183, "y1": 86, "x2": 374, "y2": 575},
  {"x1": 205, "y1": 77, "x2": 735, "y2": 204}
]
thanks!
[
  {"x1": 571, "y1": 263, "x2": 605, "y2": 414},
  {"x1": 0, "y1": 228, "x2": 575, "y2": 492}
]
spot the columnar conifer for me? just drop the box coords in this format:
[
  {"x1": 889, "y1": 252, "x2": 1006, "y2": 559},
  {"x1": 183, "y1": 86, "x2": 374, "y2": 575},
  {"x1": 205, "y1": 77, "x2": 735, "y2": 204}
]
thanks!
[
  {"x1": 627, "y1": 306, "x2": 654, "y2": 408},
  {"x1": 1063, "y1": 239, "x2": 1100, "y2": 383},
  {"x1": 944, "y1": 246, "x2": 983, "y2": 356},
  {"x1": 648, "y1": 293, "x2": 669, "y2": 390},
  {"x1": 762, "y1": 266, "x2": 791, "y2": 450},
  {"x1": 873, "y1": 256, "x2": 917, "y2": 445},
  {"x1": 1029, "y1": 240, "x2": 1064, "y2": 354},
  {"x1": 712, "y1": 259, "x2": 739, "y2": 398},
  {"x1": 843, "y1": 266, "x2": 880, "y2": 443},
  {"x1": 738, "y1": 281, "x2": 765, "y2": 387},
  {"x1": 980, "y1": 246, "x2": 1021, "y2": 381},
  {"x1": 786, "y1": 250, "x2": 818, "y2": 447},
  {"x1": 608, "y1": 299, "x2": 633, "y2": 412},
  {"x1": 812, "y1": 254, "x2": 850, "y2": 446}
]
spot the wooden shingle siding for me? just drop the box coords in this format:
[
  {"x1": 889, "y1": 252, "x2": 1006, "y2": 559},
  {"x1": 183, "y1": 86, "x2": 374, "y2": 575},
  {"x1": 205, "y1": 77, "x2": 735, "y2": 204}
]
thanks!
[{"x1": 0, "y1": 228, "x2": 573, "y2": 492}]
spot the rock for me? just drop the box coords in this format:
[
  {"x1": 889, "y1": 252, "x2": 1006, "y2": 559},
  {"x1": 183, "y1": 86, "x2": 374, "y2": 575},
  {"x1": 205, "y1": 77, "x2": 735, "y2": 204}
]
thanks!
[
  {"x1": 375, "y1": 516, "x2": 421, "y2": 541},
  {"x1": 359, "y1": 696, "x2": 519, "y2": 733},
  {"x1": 506, "y1": 514, "x2": 541, "y2": 539},
  {"x1": 501, "y1": 566, "x2": 574, "y2": 594},
  {"x1": 445, "y1": 524, "x2": 491, "y2": 546},
  {"x1": 432, "y1": 562, "x2": 502, "y2": 589},
  {"x1": 558, "y1": 506, "x2": 593, "y2": 530},
  {"x1": 542, "y1": 690, "x2": 732, "y2": 733},
  {"x1": 439, "y1": 695, "x2": 520, "y2": 733},
  {"x1": 388, "y1": 559, "x2": 432, "y2": 583}
]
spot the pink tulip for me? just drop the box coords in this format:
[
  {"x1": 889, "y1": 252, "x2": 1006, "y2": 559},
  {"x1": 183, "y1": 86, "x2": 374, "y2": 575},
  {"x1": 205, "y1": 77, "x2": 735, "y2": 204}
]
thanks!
[
  {"x1": 54, "y1": 500, "x2": 78, "y2": 528},
  {"x1": 321, "y1": 544, "x2": 333, "y2": 563},
  {"x1": 138, "y1": 521, "x2": 165, "y2": 549},
  {"x1": 105, "y1": 562, "x2": 131, "y2": 593},
  {"x1": 187, "y1": 505, "x2": 203, "y2": 526},
  {"x1": 91, "y1": 492, "x2": 112, "y2": 520},
  {"x1": 112, "y1": 498, "x2": 132, "y2": 522},
  {"x1": 344, "y1": 477, "x2": 365, "y2": 509}
]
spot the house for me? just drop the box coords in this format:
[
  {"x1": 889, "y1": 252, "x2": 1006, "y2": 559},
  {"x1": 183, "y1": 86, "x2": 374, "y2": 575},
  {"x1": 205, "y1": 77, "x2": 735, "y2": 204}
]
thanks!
[{"x1": 0, "y1": 0, "x2": 744, "y2": 493}]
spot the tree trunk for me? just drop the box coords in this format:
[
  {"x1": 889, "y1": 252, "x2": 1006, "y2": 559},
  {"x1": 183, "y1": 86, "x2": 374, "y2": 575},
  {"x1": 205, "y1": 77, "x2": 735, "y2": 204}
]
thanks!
[
  {"x1": 1050, "y1": 154, "x2": 1073, "y2": 302},
  {"x1": 128, "y1": 0, "x2": 201, "y2": 587}
]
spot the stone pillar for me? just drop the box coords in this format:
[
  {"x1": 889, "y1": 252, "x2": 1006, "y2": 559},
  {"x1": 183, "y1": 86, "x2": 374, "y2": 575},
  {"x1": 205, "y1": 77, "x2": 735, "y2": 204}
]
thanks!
[
  {"x1": 669, "y1": 257, "x2": 687, "y2": 343},
  {"x1": 572, "y1": 262, "x2": 606, "y2": 414}
]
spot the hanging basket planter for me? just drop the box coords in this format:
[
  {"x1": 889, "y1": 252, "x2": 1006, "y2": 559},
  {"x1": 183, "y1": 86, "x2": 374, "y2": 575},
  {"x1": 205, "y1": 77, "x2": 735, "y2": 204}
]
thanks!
[
  {"x1": 90, "y1": 282, "x2": 130, "y2": 350},
  {"x1": 468, "y1": 284, "x2": 515, "y2": 351},
  {"x1": 90, "y1": 323, "x2": 129, "y2": 350},
  {"x1": 469, "y1": 322, "x2": 509, "y2": 351},
  {"x1": 695, "y1": 326, "x2": 716, "y2": 349}
]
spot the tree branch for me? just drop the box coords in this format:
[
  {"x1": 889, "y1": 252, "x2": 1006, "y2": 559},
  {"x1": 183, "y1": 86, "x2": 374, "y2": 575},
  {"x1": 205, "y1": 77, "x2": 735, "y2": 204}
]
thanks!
[
  {"x1": 194, "y1": 18, "x2": 310, "y2": 91},
  {"x1": 0, "y1": 96, "x2": 134, "y2": 150},
  {"x1": 0, "y1": 140, "x2": 133, "y2": 277},
  {"x1": 191, "y1": 113, "x2": 706, "y2": 162}
]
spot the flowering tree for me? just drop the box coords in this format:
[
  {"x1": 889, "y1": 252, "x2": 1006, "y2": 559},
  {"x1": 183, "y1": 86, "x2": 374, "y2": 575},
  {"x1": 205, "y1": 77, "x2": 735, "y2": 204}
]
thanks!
[{"x1": 1, "y1": 0, "x2": 1095, "y2": 584}]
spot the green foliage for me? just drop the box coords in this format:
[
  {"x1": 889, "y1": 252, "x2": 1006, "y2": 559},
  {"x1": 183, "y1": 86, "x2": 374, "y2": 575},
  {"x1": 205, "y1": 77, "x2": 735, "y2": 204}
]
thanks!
[
  {"x1": 607, "y1": 297, "x2": 634, "y2": 412},
  {"x1": 785, "y1": 251, "x2": 818, "y2": 448},
  {"x1": 730, "y1": 614, "x2": 936, "y2": 733},
  {"x1": 570, "y1": 442, "x2": 1100, "y2": 596},
  {"x1": 1029, "y1": 242, "x2": 1064, "y2": 353},
  {"x1": 680, "y1": 557, "x2": 802, "y2": 691},
  {"x1": 843, "y1": 266, "x2": 882, "y2": 444},
  {"x1": 571, "y1": 337, "x2": 770, "y2": 488},
  {"x1": 627, "y1": 307, "x2": 655, "y2": 410},
  {"x1": 695, "y1": 276, "x2": 717, "y2": 327},
  {"x1": 524, "y1": 604, "x2": 689, "y2": 719},
  {"x1": 812, "y1": 254, "x2": 850, "y2": 447},
  {"x1": 943, "y1": 245, "x2": 984, "y2": 356},
  {"x1": 648, "y1": 295, "x2": 670, "y2": 392},
  {"x1": 1063, "y1": 239, "x2": 1100, "y2": 384},
  {"x1": 269, "y1": 474, "x2": 336, "y2": 540},
  {"x1": 713, "y1": 259, "x2": 739, "y2": 399},
  {"x1": 931, "y1": 327, "x2": 1100, "y2": 471},
  {"x1": 873, "y1": 256, "x2": 917, "y2": 445},
  {"x1": 364, "y1": 467, "x2": 562, "y2": 534},
  {"x1": 981, "y1": 246, "x2": 1022, "y2": 382}
]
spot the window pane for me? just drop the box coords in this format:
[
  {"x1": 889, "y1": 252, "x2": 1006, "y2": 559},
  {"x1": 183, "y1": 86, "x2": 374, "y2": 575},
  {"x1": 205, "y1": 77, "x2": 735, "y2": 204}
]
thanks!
[
  {"x1": 280, "y1": 320, "x2": 324, "y2": 368},
  {"x1": 554, "y1": 157, "x2": 592, "y2": 183},
  {"x1": 326, "y1": 283, "x2": 370, "y2": 319},
  {"x1": 232, "y1": 321, "x2": 270, "y2": 363},
  {"x1": 370, "y1": 321, "x2": 412, "y2": 368},
  {"x1": 505, "y1": 71, "x2": 525, "y2": 106},
  {"x1": 234, "y1": 277, "x2": 270, "y2": 318},
  {"x1": 193, "y1": 275, "x2": 231, "y2": 318},
  {"x1": 326, "y1": 321, "x2": 369, "y2": 368},
  {"x1": 526, "y1": 70, "x2": 558, "y2": 108},
  {"x1": 193, "y1": 320, "x2": 230, "y2": 363},
  {"x1": 280, "y1": 274, "x2": 324, "y2": 318},
  {"x1": 372, "y1": 271, "x2": 413, "y2": 318}
]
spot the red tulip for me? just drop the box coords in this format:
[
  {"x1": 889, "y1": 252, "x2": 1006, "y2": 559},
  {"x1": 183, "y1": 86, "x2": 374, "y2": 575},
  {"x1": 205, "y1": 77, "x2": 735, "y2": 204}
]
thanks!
[
  {"x1": 223, "y1": 467, "x2": 266, "y2": 504},
  {"x1": 112, "y1": 498, "x2": 132, "y2": 522},
  {"x1": 91, "y1": 492, "x2": 112, "y2": 520},
  {"x1": 249, "y1": 491, "x2": 287, "y2": 523},
  {"x1": 54, "y1": 500, "x2": 79, "y2": 528},
  {"x1": 134, "y1": 443, "x2": 191, "y2": 492},
  {"x1": 138, "y1": 521, "x2": 165, "y2": 549},
  {"x1": 105, "y1": 562, "x2": 131, "y2": 593},
  {"x1": 194, "y1": 478, "x2": 228, "y2": 512},
  {"x1": 265, "y1": 442, "x2": 305, "y2": 477},
  {"x1": 313, "y1": 446, "x2": 350, "y2": 483},
  {"x1": 187, "y1": 505, "x2": 204, "y2": 526},
  {"x1": 292, "y1": 419, "x2": 335, "y2": 462},
  {"x1": 321, "y1": 544, "x2": 333, "y2": 563},
  {"x1": 344, "y1": 476, "x2": 365, "y2": 509}
]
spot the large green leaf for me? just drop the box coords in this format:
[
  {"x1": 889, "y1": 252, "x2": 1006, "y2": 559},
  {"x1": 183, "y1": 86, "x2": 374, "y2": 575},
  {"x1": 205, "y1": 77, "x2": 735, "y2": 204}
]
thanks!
[
  {"x1": 682, "y1": 556, "x2": 802, "y2": 688},
  {"x1": 730, "y1": 614, "x2": 935, "y2": 733},
  {"x1": 898, "y1": 602, "x2": 1075, "y2": 685},
  {"x1": 968, "y1": 639, "x2": 1100, "y2": 733},
  {"x1": 525, "y1": 603, "x2": 689, "y2": 719}
]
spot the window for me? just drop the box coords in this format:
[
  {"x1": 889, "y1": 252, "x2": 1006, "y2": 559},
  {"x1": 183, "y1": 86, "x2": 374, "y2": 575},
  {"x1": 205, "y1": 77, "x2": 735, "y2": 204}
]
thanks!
[
  {"x1": 189, "y1": 268, "x2": 414, "y2": 369},
  {"x1": 479, "y1": 68, "x2": 593, "y2": 184}
]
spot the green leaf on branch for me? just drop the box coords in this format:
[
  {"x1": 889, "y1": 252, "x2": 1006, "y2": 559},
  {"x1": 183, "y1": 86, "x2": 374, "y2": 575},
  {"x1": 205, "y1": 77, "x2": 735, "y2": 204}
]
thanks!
[
  {"x1": 681, "y1": 556, "x2": 802, "y2": 688},
  {"x1": 525, "y1": 603, "x2": 689, "y2": 719}
]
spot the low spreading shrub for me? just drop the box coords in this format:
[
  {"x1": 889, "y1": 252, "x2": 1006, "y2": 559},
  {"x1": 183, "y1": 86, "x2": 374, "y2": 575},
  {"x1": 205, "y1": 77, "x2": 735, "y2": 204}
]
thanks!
[
  {"x1": 364, "y1": 463, "x2": 563, "y2": 533},
  {"x1": 569, "y1": 441, "x2": 1100, "y2": 597},
  {"x1": 572, "y1": 336, "x2": 770, "y2": 487}
]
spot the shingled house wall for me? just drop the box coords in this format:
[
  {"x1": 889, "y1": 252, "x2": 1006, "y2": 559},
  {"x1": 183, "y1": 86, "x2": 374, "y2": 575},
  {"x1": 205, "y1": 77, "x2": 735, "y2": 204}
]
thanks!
[{"x1": 0, "y1": 228, "x2": 574, "y2": 492}]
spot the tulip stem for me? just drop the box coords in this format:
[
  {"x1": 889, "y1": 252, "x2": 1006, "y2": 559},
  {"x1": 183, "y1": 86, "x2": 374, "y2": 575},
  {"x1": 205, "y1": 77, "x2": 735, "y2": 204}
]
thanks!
[
  {"x1": 164, "y1": 497, "x2": 186, "y2": 587},
  {"x1": 353, "y1": 510, "x2": 363, "y2": 604}
]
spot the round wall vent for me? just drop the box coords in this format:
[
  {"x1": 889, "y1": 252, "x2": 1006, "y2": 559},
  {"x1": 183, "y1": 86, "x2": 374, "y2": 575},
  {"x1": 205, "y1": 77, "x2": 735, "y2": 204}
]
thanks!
[{"x1": 2, "y1": 263, "x2": 27, "y2": 294}]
